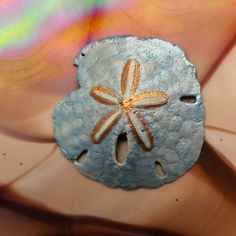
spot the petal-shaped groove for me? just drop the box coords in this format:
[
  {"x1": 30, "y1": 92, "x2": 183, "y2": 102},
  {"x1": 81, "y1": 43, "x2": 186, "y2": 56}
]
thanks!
[
  {"x1": 132, "y1": 92, "x2": 169, "y2": 108},
  {"x1": 90, "y1": 85, "x2": 119, "y2": 106},
  {"x1": 121, "y1": 59, "x2": 140, "y2": 98},
  {"x1": 91, "y1": 109, "x2": 122, "y2": 144},
  {"x1": 126, "y1": 109, "x2": 154, "y2": 151}
]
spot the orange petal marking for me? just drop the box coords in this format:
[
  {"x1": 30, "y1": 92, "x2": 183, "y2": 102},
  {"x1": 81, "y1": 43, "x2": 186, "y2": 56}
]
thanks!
[
  {"x1": 131, "y1": 92, "x2": 168, "y2": 108},
  {"x1": 90, "y1": 85, "x2": 119, "y2": 106},
  {"x1": 91, "y1": 109, "x2": 122, "y2": 144},
  {"x1": 126, "y1": 109, "x2": 154, "y2": 152},
  {"x1": 121, "y1": 59, "x2": 140, "y2": 98}
]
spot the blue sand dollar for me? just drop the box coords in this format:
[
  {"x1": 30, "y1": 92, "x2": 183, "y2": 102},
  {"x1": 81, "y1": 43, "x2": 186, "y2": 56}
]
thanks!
[{"x1": 53, "y1": 36, "x2": 205, "y2": 189}]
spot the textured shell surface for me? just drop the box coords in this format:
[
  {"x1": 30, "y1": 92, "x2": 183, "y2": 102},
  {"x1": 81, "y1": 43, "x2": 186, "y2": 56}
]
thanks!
[{"x1": 53, "y1": 36, "x2": 205, "y2": 189}]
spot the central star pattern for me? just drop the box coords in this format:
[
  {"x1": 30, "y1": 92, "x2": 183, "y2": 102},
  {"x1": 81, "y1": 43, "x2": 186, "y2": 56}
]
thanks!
[{"x1": 89, "y1": 59, "x2": 169, "y2": 151}]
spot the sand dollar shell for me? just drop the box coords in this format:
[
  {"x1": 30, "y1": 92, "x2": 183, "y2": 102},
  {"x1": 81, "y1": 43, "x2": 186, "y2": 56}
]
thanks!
[{"x1": 53, "y1": 36, "x2": 205, "y2": 189}]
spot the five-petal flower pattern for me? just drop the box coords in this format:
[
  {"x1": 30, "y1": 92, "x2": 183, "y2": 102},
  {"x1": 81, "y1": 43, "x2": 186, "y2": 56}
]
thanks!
[{"x1": 90, "y1": 59, "x2": 169, "y2": 152}]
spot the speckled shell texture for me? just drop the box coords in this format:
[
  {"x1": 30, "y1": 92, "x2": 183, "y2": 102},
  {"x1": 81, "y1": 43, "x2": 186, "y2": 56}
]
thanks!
[{"x1": 53, "y1": 36, "x2": 205, "y2": 189}]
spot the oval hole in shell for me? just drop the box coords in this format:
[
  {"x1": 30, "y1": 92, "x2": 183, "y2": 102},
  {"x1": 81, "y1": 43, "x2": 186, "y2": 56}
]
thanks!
[
  {"x1": 155, "y1": 161, "x2": 166, "y2": 177},
  {"x1": 116, "y1": 133, "x2": 128, "y2": 164},
  {"x1": 180, "y1": 95, "x2": 196, "y2": 103},
  {"x1": 76, "y1": 150, "x2": 88, "y2": 163}
]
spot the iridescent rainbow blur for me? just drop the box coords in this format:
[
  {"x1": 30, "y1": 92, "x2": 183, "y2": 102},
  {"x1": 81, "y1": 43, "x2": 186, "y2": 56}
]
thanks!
[
  {"x1": 0, "y1": 0, "x2": 124, "y2": 91},
  {"x1": 0, "y1": 0, "x2": 116, "y2": 52}
]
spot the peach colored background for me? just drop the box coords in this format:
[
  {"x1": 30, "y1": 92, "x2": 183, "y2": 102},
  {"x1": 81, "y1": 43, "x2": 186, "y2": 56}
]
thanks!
[{"x1": 0, "y1": 1, "x2": 236, "y2": 235}]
